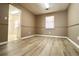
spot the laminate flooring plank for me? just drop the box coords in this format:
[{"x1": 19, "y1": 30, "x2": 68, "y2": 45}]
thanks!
[{"x1": 0, "y1": 36, "x2": 79, "y2": 56}]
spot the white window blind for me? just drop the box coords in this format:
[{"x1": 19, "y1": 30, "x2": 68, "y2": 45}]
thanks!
[{"x1": 45, "y1": 16, "x2": 54, "y2": 29}]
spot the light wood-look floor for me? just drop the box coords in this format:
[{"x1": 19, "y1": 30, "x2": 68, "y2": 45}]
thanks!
[{"x1": 0, "y1": 36, "x2": 79, "y2": 56}]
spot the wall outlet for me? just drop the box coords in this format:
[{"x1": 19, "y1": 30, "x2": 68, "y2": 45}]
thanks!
[
  {"x1": 28, "y1": 32, "x2": 31, "y2": 34},
  {"x1": 77, "y1": 36, "x2": 79, "y2": 40},
  {"x1": 49, "y1": 32, "x2": 51, "y2": 34}
]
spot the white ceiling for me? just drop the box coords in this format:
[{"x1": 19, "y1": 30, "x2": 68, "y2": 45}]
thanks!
[{"x1": 20, "y1": 3, "x2": 69, "y2": 15}]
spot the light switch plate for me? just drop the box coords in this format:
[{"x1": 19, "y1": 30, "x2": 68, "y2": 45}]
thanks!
[
  {"x1": 4, "y1": 17, "x2": 7, "y2": 20},
  {"x1": 77, "y1": 36, "x2": 79, "y2": 40}
]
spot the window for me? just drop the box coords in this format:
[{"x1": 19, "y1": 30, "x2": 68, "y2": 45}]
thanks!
[{"x1": 45, "y1": 16, "x2": 54, "y2": 29}]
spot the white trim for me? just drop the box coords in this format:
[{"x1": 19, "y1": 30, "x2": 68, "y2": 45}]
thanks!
[
  {"x1": 0, "y1": 35, "x2": 35, "y2": 45},
  {"x1": 35, "y1": 34, "x2": 79, "y2": 48},
  {"x1": 21, "y1": 35, "x2": 35, "y2": 39},
  {"x1": 0, "y1": 34, "x2": 79, "y2": 48},
  {"x1": 66, "y1": 37, "x2": 79, "y2": 48},
  {"x1": 35, "y1": 34, "x2": 67, "y2": 38},
  {"x1": 0, "y1": 41, "x2": 8, "y2": 45}
]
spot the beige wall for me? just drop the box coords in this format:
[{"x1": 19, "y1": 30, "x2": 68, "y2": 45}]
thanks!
[
  {"x1": 12, "y1": 4, "x2": 35, "y2": 37},
  {"x1": 36, "y1": 11, "x2": 67, "y2": 36},
  {"x1": 1, "y1": 3, "x2": 79, "y2": 46},
  {"x1": 0, "y1": 4, "x2": 9, "y2": 42},
  {"x1": 0, "y1": 3, "x2": 35, "y2": 43},
  {"x1": 21, "y1": 7, "x2": 35, "y2": 37},
  {"x1": 68, "y1": 3, "x2": 79, "y2": 45}
]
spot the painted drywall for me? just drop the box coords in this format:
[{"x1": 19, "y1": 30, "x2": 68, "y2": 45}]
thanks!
[
  {"x1": 0, "y1": 4, "x2": 9, "y2": 43},
  {"x1": 0, "y1": 3, "x2": 35, "y2": 43},
  {"x1": 35, "y1": 11, "x2": 67, "y2": 36},
  {"x1": 11, "y1": 4, "x2": 35, "y2": 37},
  {"x1": 68, "y1": 3, "x2": 79, "y2": 45}
]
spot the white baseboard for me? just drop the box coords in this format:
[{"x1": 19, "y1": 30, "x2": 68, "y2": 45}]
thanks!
[
  {"x1": 35, "y1": 34, "x2": 67, "y2": 38},
  {"x1": 66, "y1": 37, "x2": 79, "y2": 48},
  {"x1": 0, "y1": 34, "x2": 66, "y2": 45},
  {"x1": 0, "y1": 41, "x2": 7, "y2": 45},
  {"x1": 35, "y1": 34, "x2": 79, "y2": 48},
  {"x1": 0, "y1": 35, "x2": 35, "y2": 45},
  {"x1": 0, "y1": 34, "x2": 79, "y2": 48},
  {"x1": 21, "y1": 35, "x2": 36, "y2": 39}
]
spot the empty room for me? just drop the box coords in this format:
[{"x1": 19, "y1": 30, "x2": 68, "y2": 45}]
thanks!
[{"x1": 0, "y1": 3, "x2": 79, "y2": 56}]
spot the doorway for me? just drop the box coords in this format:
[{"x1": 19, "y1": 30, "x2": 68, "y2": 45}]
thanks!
[{"x1": 8, "y1": 4, "x2": 21, "y2": 42}]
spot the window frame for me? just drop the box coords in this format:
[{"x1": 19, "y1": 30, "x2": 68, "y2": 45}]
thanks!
[{"x1": 45, "y1": 16, "x2": 54, "y2": 29}]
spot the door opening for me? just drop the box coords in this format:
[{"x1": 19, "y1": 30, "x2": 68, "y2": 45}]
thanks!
[{"x1": 8, "y1": 4, "x2": 21, "y2": 42}]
